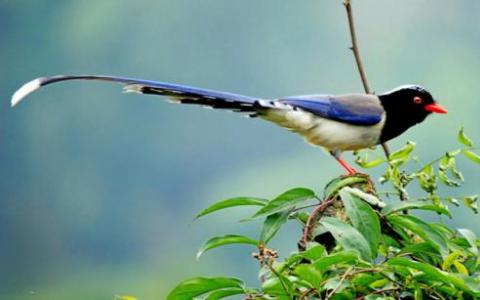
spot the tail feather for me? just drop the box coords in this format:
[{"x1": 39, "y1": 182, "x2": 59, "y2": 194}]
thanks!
[{"x1": 11, "y1": 75, "x2": 260, "y2": 113}]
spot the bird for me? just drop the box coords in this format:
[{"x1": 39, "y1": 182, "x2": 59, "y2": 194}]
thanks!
[{"x1": 11, "y1": 75, "x2": 447, "y2": 174}]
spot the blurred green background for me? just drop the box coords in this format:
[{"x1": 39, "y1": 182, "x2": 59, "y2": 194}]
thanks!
[{"x1": 2, "y1": 0, "x2": 480, "y2": 299}]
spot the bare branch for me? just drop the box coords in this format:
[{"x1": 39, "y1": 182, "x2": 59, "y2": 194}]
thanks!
[
  {"x1": 343, "y1": 0, "x2": 371, "y2": 94},
  {"x1": 299, "y1": 197, "x2": 336, "y2": 250},
  {"x1": 343, "y1": 0, "x2": 391, "y2": 158}
]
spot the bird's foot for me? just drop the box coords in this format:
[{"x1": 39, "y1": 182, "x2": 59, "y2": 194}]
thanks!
[
  {"x1": 345, "y1": 167, "x2": 358, "y2": 176},
  {"x1": 339, "y1": 172, "x2": 376, "y2": 194},
  {"x1": 340, "y1": 164, "x2": 378, "y2": 187}
]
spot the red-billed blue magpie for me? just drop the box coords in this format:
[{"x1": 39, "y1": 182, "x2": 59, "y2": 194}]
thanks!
[{"x1": 11, "y1": 75, "x2": 447, "y2": 174}]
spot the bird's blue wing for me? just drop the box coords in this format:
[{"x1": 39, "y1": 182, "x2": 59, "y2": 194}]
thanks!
[{"x1": 279, "y1": 94, "x2": 384, "y2": 126}]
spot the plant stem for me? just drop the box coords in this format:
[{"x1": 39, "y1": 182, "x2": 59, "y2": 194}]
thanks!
[
  {"x1": 343, "y1": 0, "x2": 370, "y2": 94},
  {"x1": 291, "y1": 203, "x2": 321, "y2": 212},
  {"x1": 300, "y1": 197, "x2": 336, "y2": 250},
  {"x1": 266, "y1": 260, "x2": 292, "y2": 299},
  {"x1": 297, "y1": 288, "x2": 316, "y2": 300},
  {"x1": 343, "y1": 0, "x2": 390, "y2": 158},
  {"x1": 413, "y1": 146, "x2": 480, "y2": 174},
  {"x1": 326, "y1": 266, "x2": 353, "y2": 299},
  {"x1": 354, "y1": 287, "x2": 399, "y2": 300}
]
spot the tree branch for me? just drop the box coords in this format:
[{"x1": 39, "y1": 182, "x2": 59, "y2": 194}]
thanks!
[
  {"x1": 299, "y1": 197, "x2": 336, "y2": 250},
  {"x1": 343, "y1": 0, "x2": 391, "y2": 158},
  {"x1": 343, "y1": 0, "x2": 370, "y2": 94}
]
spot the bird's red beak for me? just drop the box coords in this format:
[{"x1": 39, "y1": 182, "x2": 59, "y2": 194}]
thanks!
[{"x1": 425, "y1": 103, "x2": 448, "y2": 114}]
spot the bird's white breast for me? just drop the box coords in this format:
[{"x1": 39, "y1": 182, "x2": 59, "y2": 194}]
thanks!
[{"x1": 261, "y1": 108, "x2": 386, "y2": 151}]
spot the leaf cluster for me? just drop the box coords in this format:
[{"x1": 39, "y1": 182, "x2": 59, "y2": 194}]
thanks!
[
  {"x1": 356, "y1": 128, "x2": 480, "y2": 213},
  {"x1": 167, "y1": 129, "x2": 480, "y2": 300}
]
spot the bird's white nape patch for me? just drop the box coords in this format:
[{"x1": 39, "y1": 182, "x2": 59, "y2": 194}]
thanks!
[{"x1": 11, "y1": 79, "x2": 42, "y2": 107}]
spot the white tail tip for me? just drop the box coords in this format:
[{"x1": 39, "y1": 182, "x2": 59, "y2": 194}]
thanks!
[{"x1": 11, "y1": 79, "x2": 42, "y2": 107}]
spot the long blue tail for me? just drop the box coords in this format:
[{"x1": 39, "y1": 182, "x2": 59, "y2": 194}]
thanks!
[{"x1": 11, "y1": 75, "x2": 260, "y2": 113}]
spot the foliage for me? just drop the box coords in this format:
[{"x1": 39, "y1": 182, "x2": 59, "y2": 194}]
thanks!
[{"x1": 167, "y1": 128, "x2": 480, "y2": 299}]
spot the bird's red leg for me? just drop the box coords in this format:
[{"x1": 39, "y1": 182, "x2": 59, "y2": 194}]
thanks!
[
  {"x1": 330, "y1": 151, "x2": 357, "y2": 175},
  {"x1": 336, "y1": 158, "x2": 357, "y2": 175}
]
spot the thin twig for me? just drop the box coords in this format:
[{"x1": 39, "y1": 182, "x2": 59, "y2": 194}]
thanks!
[
  {"x1": 399, "y1": 188, "x2": 409, "y2": 202},
  {"x1": 266, "y1": 260, "x2": 293, "y2": 299},
  {"x1": 326, "y1": 266, "x2": 353, "y2": 299},
  {"x1": 413, "y1": 146, "x2": 480, "y2": 174},
  {"x1": 381, "y1": 144, "x2": 391, "y2": 158},
  {"x1": 253, "y1": 245, "x2": 278, "y2": 284},
  {"x1": 300, "y1": 197, "x2": 336, "y2": 250},
  {"x1": 298, "y1": 288, "x2": 316, "y2": 300},
  {"x1": 291, "y1": 203, "x2": 321, "y2": 212},
  {"x1": 343, "y1": 4, "x2": 401, "y2": 207},
  {"x1": 343, "y1": 0, "x2": 391, "y2": 158},
  {"x1": 354, "y1": 287, "x2": 399, "y2": 300},
  {"x1": 343, "y1": 0, "x2": 370, "y2": 93}
]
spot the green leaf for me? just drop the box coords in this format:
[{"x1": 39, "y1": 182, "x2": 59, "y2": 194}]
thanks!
[
  {"x1": 438, "y1": 155, "x2": 462, "y2": 187},
  {"x1": 463, "y1": 195, "x2": 479, "y2": 213},
  {"x1": 260, "y1": 209, "x2": 292, "y2": 244},
  {"x1": 252, "y1": 188, "x2": 315, "y2": 218},
  {"x1": 462, "y1": 275, "x2": 480, "y2": 293},
  {"x1": 321, "y1": 217, "x2": 372, "y2": 261},
  {"x1": 438, "y1": 169, "x2": 461, "y2": 187},
  {"x1": 453, "y1": 261, "x2": 469, "y2": 275},
  {"x1": 416, "y1": 164, "x2": 437, "y2": 193},
  {"x1": 450, "y1": 158, "x2": 464, "y2": 181},
  {"x1": 291, "y1": 211, "x2": 309, "y2": 225},
  {"x1": 399, "y1": 242, "x2": 442, "y2": 260},
  {"x1": 351, "y1": 273, "x2": 382, "y2": 288},
  {"x1": 195, "y1": 197, "x2": 266, "y2": 219},
  {"x1": 261, "y1": 276, "x2": 294, "y2": 299},
  {"x1": 323, "y1": 175, "x2": 368, "y2": 199},
  {"x1": 355, "y1": 152, "x2": 386, "y2": 169},
  {"x1": 340, "y1": 188, "x2": 381, "y2": 258},
  {"x1": 382, "y1": 200, "x2": 450, "y2": 217},
  {"x1": 462, "y1": 256, "x2": 478, "y2": 275},
  {"x1": 442, "y1": 251, "x2": 461, "y2": 270},
  {"x1": 387, "y1": 215, "x2": 448, "y2": 257},
  {"x1": 301, "y1": 244, "x2": 326, "y2": 261},
  {"x1": 262, "y1": 264, "x2": 295, "y2": 298},
  {"x1": 357, "y1": 158, "x2": 387, "y2": 169},
  {"x1": 445, "y1": 197, "x2": 460, "y2": 207},
  {"x1": 414, "y1": 283, "x2": 423, "y2": 300},
  {"x1": 463, "y1": 150, "x2": 480, "y2": 164},
  {"x1": 197, "y1": 235, "x2": 259, "y2": 259},
  {"x1": 369, "y1": 278, "x2": 389, "y2": 289},
  {"x1": 323, "y1": 278, "x2": 351, "y2": 296},
  {"x1": 387, "y1": 257, "x2": 471, "y2": 292},
  {"x1": 458, "y1": 127, "x2": 474, "y2": 147},
  {"x1": 458, "y1": 228, "x2": 479, "y2": 255},
  {"x1": 431, "y1": 223, "x2": 455, "y2": 238},
  {"x1": 166, "y1": 277, "x2": 244, "y2": 300},
  {"x1": 204, "y1": 288, "x2": 244, "y2": 300},
  {"x1": 389, "y1": 141, "x2": 415, "y2": 161},
  {"x1": 313, "y1": 251, "x2": 358, "y2": 271},
  {"x1": 442, "y1": 251, "x2": 469, "y2": 275},
  {"x1": 293, "y1": 264, "x2": 322, "y2": 288}
]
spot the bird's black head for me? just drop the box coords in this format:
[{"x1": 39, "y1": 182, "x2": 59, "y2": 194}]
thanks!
[{"x1": 378, "y1": 85, "x2": 447, "y2": 143}]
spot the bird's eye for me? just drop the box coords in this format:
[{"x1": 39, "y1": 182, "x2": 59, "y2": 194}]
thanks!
[{"x1": 413, "y1": 96, "x2": 423, "y2": 104}]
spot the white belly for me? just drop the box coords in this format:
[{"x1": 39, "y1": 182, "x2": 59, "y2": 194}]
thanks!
[{"x1": 261, "y1": 109, "x2": 385, "y2": 151}]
